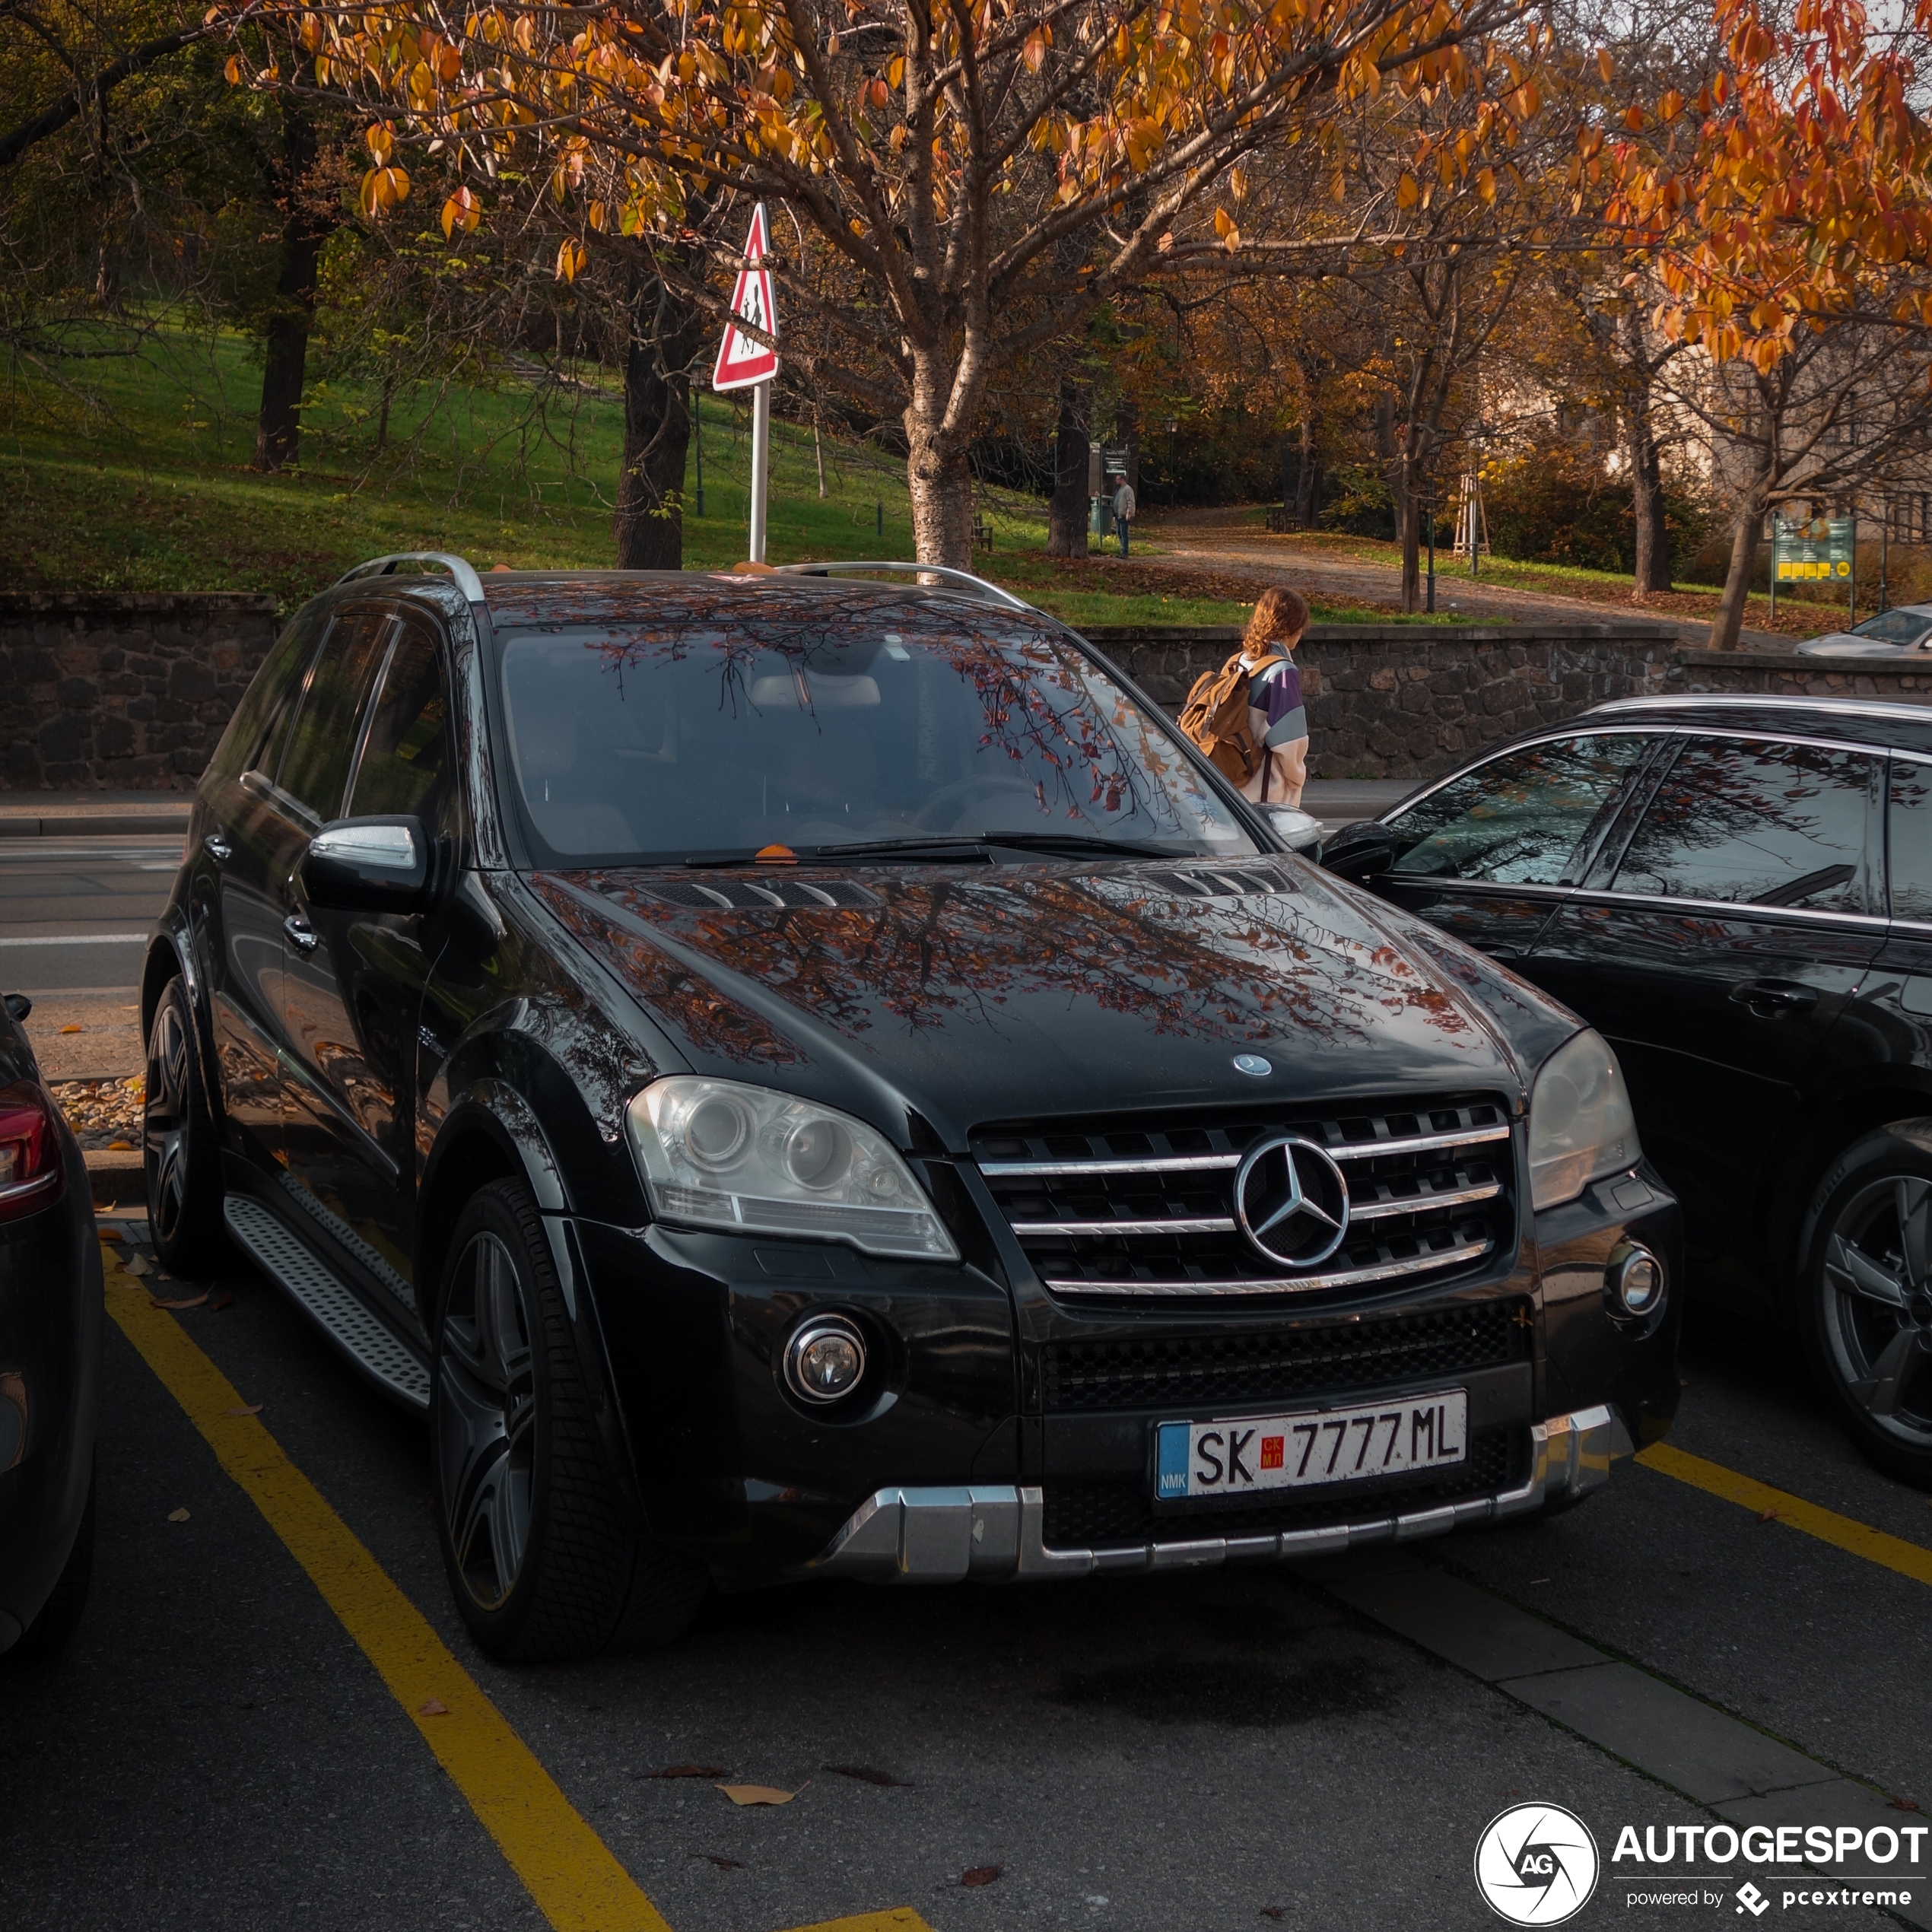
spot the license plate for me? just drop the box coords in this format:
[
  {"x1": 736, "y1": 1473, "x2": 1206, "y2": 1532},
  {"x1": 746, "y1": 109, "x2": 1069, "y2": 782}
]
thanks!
[{"x1": 1155, "y1": 1390, "x2": 1469, "y2": 1501}]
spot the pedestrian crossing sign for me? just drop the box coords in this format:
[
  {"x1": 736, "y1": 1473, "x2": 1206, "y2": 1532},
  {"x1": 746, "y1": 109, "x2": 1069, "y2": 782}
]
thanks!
[{"x1": 713, "y1": 205, "x2": 780, "y2": 392}]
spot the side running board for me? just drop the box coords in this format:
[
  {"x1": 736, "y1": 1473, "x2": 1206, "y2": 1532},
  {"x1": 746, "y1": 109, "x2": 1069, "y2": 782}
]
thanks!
[{"x1": 223, "y1": 1196, "x2": 431, "y2": 1410}]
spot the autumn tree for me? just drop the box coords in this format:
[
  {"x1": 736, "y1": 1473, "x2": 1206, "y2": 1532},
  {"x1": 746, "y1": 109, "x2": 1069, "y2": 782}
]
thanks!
[{"x1": 213, "y1": 0, "x2": 1557, "y2": 567}]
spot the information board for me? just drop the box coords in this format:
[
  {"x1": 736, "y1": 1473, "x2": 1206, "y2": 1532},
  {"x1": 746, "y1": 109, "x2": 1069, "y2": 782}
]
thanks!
[{"x1": 1772, "y1": 514, "x2": 1854, "y2": 584}]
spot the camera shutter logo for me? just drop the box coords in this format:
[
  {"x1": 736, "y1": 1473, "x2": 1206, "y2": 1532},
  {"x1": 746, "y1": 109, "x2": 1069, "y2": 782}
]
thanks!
[
  {"x1": 1233, "y1": 1135, "x2": 1351, "y2": 1268},
  {"x1": 1473, "y1": 1803, "x2": 1600, "y2": 1926}
]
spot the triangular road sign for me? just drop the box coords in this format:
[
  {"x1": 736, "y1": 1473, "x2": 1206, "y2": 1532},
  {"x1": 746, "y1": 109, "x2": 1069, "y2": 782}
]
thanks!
[{"x1": 713, "y1": 204, "x2": 779, "y2": 392}]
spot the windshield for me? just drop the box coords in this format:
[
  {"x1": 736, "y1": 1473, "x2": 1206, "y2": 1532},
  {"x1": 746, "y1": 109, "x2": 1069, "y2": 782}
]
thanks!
[
  {"x1": 495, "y1": 602, "x2": 1257, "y2": 865},
  {"x1": 1851, "y1": 609, "x2": 1932, "y2": 644}
]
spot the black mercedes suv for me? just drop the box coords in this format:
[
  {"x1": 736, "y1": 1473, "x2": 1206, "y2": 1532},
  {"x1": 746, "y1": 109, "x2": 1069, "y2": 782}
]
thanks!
[
  {"x1": 143, "y1": 553, "x2": 1681, "y2": 1660},
  {"x1": 1323, "y1": 694, "x2": 1932, "y2": 1489}
]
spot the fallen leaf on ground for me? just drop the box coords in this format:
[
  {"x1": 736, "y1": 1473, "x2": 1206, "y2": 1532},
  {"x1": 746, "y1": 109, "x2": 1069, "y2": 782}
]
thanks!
[
  {"x1": 167, "y1": 1508, "x2": 190, "y2": 1523},
  {"x1": 1891, "y1": 1797, "x2": 1922, "y2": 1812},
  {"x1": 691, "y1": 1854, "x2": 745, "y2": 1870},
  {"x1": 648, "y1": 1763, "x2": 727, "y2": 1780},
  {"x1": 122, "y1": 1252, "x2": 150, "y2": 1276},
  {"x1": 150, "y1": 1293, "x2": 207, "y2": 1311},
  {"x1": 59, "y1": 1024, "x2": 81, "y2": 1034},
  {"x1": 1260, "y1": 1911, "x2": 1286, "y2": 1923},
  {"x1": 225, "y1": 1403, "x2": 263, "y2": 1418},
  {"x1": 825, "y1": 1764, "x2": 913, "y2": 1787},
  {"x1": 960, "y1": 1865, "x2": 1004, "y2": 1889},
  {"x1": 1756, "y1": 1508, "x2": 1779, "y2": 1524},
  {"x1": 717, "y1": 1784, "x2": 800, "y2": 1806},
  {"x1": 106, "y1": 1139, "x2": 132, "y2": 1151},
  {"x1": 418, "y1": 1699, "x2": 449, "y2": 1717},
  {"x1": 209, "y1": 1293, "x2": 235, "y2": 1311}
]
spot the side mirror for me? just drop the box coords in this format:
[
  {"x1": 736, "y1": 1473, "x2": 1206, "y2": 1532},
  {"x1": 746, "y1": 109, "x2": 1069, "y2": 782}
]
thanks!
[
  {"x1": 300, "y1": 816, "x2": 432, "y2": 913},
  {"x1": 3, "y1": 993, "x2": 30, "y2": 1023},
  {"x1": 1321, "y1": 819, "x2": 1398, "y2": 883},
  {"x1": 1260, "y1": 804, "x2": 1324, "y2": 860}
]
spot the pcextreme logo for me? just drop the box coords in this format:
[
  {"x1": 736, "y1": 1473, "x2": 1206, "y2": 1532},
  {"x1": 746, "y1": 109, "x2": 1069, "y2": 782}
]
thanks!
[{"x1": 1474, "y1": 1803, "x2": 1603, "y2": 1925}]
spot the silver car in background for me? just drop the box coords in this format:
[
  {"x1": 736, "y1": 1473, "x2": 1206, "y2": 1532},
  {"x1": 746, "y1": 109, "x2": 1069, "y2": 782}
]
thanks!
[{"x1": 1796, "y1": 604, "x2": 1932, "y2": 656}]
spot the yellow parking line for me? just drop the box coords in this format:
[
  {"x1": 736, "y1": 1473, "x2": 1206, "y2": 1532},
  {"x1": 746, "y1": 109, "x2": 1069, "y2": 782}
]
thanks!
[
  {"x1": 1636, "y1": 1441, "x2": 1932, "y2": 1590},
  {"x1": 102, "y1": 1257, "x2": 673, "y2": 1932}
]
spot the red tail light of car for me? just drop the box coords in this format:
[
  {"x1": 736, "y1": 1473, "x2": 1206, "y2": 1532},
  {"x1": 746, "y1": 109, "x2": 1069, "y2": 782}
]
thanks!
[{"x1": 0, "y1": 1081, "x2": 64, "y2": 1222}]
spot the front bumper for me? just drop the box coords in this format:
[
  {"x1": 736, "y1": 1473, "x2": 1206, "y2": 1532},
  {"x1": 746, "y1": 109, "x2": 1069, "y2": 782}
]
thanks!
[{"x1": 796, "y1": 1402, "x2": 1634, "y2": 1584}]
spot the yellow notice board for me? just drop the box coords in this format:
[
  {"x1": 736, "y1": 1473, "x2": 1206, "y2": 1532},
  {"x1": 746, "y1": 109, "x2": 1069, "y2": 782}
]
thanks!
[{"x1": 1772, "y1": 513, "x2": 1854, "y2": 581}]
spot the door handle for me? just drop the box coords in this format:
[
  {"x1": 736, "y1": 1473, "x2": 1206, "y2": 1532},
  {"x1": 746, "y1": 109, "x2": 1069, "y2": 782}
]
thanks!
[
  {"x1": 1730, "y1": 977, "x2": 1819, "y2": 1015},
  {"x1": 204, "y1": 833, "x2": 233, "y2": 863},
  {"x1": 283, "y1": 912, "x2": 319, "y2": 953}
]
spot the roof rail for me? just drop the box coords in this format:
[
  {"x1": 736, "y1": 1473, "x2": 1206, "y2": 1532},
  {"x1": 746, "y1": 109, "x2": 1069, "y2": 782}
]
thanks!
[
  {"x1": 774, "y1": 560, "x2": 1034, "y2": 614},
  {"x1": 336, "y1": 551, "x2": 486, "y2": 604}
]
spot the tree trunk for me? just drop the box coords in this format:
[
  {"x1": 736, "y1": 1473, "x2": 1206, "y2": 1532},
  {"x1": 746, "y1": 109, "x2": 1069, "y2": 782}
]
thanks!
[
  {"x1": 614, "y1": 266, "x2": 704, "y2": 569},
  {"x1": 1292, "y1": 416, "x2": 1320, "y2": 529},
  {"x1": 1397, "y1": 458, "x2": 1422, "y2": 614},
  {"x1": 1626, "y1": 406, "x2": 1670, "y2": 598},
  {"x1": 1047, "y1": 377, "x2": 1090, "y2": 558},
  {"x1": 1709, "y1": 485, "x2": 1769, "y2": 650},
  {"x1": 907, "y1": 423, "x2": 974, "y2": 567},
  {"x1": 253, "y1": 90, "x2": 325, "y2": 473}
]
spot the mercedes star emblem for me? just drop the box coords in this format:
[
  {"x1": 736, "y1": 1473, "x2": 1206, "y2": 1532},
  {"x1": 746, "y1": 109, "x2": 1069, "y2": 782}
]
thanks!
[{"x1": 1233, "y1": 1134, "x2": 1352, "y2": 1268}]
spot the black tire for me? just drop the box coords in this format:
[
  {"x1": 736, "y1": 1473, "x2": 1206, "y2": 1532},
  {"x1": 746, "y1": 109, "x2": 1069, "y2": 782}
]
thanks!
[
  {"x1": 8, "y1": 1463, "x2": 95, "y2": 1661},
  {"x1": 1800, "y1": 1121, "x2": 1932, "y2": 1489},
  {"x1": 430, "y1": 1179, "x2": 707, "y2": 1662},
  {"x1": 144, "y1": 977, "x2": 227, "y2": 1275}
]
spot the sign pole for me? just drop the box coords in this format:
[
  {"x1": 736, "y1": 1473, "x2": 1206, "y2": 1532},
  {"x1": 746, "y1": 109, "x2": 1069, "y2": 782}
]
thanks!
[{"x1": 748, "y1": 379, "x2": 771, "y2": 564}]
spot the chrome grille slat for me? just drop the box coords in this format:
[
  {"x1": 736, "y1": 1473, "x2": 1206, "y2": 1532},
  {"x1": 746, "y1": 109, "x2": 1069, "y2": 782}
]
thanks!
[{"x1": 974, "y1": 1093, "x2": 1514, "y2": 1304}]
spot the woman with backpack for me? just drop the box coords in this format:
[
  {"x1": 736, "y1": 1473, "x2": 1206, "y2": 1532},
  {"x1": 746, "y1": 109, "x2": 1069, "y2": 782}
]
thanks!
[{"x1": 1176, "y1": 586, "x2": 1311, "y2": 810}]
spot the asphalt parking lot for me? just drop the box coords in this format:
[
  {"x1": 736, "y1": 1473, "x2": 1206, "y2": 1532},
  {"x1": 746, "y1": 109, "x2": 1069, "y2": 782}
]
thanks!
[{"x1": 4, "y1": 831, "x2": 1931, "y2": 1932}]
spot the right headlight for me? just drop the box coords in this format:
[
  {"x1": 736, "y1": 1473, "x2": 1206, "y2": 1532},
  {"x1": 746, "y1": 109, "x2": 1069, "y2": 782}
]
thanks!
[
  {"x1": 626, "y1": 1076, "x2": 959, "y2": 1261},
  {"x1": 1528, "y1": 1028, "x2": 1640, "y2": 1212}
]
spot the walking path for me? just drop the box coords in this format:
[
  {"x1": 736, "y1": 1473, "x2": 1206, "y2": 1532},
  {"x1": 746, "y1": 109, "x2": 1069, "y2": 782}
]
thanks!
[{"x1": 1136, "y1": 507, "x2": 1791, "y2": 649}]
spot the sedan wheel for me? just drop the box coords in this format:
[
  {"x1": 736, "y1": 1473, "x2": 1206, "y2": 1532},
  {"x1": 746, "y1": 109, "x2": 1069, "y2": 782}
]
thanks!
[
  {"x1": 1805, "y1": 1126, "x2": 1932, "y2": 1488},
  {"x1": 430, "y1": 1179, "x2": 707, "y2": 1660},
  {"x1": 437, "y1": 1231, "x2": 536, "y2": 1613}
]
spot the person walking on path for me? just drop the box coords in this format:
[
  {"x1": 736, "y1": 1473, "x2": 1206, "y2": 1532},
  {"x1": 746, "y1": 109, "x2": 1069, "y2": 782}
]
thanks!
[
  {"x1": 1111, "y1": 477, "x2": 1136, "y2": 556},
  {"x1": 1236, "y1": 586, "x2": 1311, "y2": 809}
]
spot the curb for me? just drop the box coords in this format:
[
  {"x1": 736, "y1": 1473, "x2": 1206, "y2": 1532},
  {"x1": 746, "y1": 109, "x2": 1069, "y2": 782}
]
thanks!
[
  {"x1": 84, "y1": 1149, "x2": 145, "y2": 1207},
  {"x1": 0, "y1": 811, "x2": 192, "y2": 839}
]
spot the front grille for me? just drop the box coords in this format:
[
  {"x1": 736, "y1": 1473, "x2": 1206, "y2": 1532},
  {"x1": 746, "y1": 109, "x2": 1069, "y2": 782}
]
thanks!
[
  {"x1": 975, "y1": 1093, "x2": 1515, "y2": 1304},
  {"x1": 1042, "y1": 1428, "x2": 1524, "y2": 1549},
  {"x1": 1041, "y1": 1300, "x2": 1530, "y2": 1412}
]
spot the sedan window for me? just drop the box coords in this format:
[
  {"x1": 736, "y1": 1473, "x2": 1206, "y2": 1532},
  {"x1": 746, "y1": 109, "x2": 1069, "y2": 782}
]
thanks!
[
  {"x1": 1851, "y1": 609, "x2": 1932, "y2": 647},
  {"x1": 1383, "y1": 735, "x2": 1651, "y2": 885},
  {"x1": 1611, "y1": 736, "x2": 1877, "y2": 913},
  {"x1": 494, "y1": 605, "x2": 1257, "y2": 863}
]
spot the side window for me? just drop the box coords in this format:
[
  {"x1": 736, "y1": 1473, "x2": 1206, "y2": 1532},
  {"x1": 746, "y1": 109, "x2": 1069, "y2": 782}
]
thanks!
[
  {"x1": 1384, "y1": 735, "x2": 1651, "y2": 886},
  {"x1": 275, "y1": 611, "x2": 393, "y2": 823},
  {"x1": 211, "y1": 612, "x2": 326, "y2": 786},
  {"x1": 1889, "y1": 757, "x2": 1932, "y2": 921},
  {"x1": 1612, "y1": 736, "x2": 1878, "y2": 913},
  {"x1": 347, "y1": 623, "x2": 453, "y2": 824}
]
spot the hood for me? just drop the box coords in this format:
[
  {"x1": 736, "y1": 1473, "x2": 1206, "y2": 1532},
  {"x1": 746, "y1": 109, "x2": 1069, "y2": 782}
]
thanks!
[
  {"x1": 530, "y1": 860, "x2": 1542, "y2": 1149},
  {"x1": 1799, "y1": 634, "x2": 1910, "y2": 657}
]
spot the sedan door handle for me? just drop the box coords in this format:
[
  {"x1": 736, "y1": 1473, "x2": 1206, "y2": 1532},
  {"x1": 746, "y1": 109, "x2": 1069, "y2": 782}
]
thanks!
[
  {"x1": 283, "y1": 912, "x2": 319, "y2": 953},
  {"x1": 1730, "y1": 977, "x2": 1819, "y2": 1015},
  {"x1": 203, "y1": 833, "x2": 233, "y2": 863}
]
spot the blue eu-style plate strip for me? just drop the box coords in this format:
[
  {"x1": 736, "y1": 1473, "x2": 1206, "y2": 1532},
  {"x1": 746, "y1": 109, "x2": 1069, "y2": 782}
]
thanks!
[{"x1": 1156, "y1": 1422, "x2": 1190, "y2": 1499}]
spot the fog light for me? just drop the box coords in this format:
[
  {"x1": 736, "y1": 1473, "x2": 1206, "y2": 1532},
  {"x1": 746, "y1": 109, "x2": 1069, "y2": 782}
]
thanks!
[
  {"x1": 783, "y1": 1317, "x2": 867, "y2": 1404},
  {"x1": 1607, "y1": 1242, "x2": 1663, "y2": 1317}
]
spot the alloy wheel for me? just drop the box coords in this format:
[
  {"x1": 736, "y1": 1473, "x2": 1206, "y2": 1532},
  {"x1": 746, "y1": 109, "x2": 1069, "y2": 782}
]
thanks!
[
  {"x1": 437, "y1": 1231, "x2": 537, "y2": 1613},
  {"x1": 144, "y1": 996, "x2": 194, "y2": 1247},
  {"x1": 1820, "y1": 1174, "x2": 1932, "y2": 1451}
]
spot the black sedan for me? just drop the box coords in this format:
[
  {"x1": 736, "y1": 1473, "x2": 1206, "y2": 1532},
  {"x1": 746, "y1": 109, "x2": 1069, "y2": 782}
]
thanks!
[
  {"x1": 1324, "y1": 693, "x2": 1932, "y2": 1486},
  {"x1": 140, "y1": 552, "x2": 1681, "y2": 1660},
  {"x1": 0, "y1": 992, "x2": 100, "y2": 1658}
]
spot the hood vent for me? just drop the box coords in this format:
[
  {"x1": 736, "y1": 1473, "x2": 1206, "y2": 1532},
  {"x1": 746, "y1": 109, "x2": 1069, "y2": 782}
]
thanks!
[
  {"x1": 1138, "y1": 865, "x2": 1292, "y2": 899},
  {"x1": 639, "y1": 876, "x2": 882, "y2": 911}
]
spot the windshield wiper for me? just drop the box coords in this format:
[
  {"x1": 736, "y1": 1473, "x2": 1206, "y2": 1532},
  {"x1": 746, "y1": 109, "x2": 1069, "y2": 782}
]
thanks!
[{"x1": 815, "y1": 831, "x2": 1174, "y2": 860}]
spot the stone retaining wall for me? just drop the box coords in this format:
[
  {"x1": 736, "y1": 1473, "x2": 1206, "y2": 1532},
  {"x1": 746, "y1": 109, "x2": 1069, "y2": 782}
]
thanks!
[
  {"x1": 1083, "y1": 622, "x2": 1683, "y2": 780},
  {"x1": 0, "y1": 593, "x2": 280, "y2": 790}
]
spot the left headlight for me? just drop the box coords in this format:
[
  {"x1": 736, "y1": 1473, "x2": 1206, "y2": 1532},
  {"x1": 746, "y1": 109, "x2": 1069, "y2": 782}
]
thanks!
[
  {"x1": 1528, "y1": 1028, "x2": 1640, "y2": 1212},
  {"x1": 626, "y1": 1076, "x2": 960, "y2": 1261}
]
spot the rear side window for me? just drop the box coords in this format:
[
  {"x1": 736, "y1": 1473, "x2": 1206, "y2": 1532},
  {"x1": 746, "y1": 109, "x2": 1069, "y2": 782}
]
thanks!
[
  {"x1": 275, "y1": 611, "x2": 392, "y2": 823},
  {"x1": 1612, "y1": 736, "x2": 1878, "y2": 913},
  {"x1": 348, "y1": 623, "x2": 452, "y2": 822},
  {"x1": 1889, "y1": 757, "x2": 1932, "y2": 921},
  {"x1": 208, "y1": 612, "x2": 325, "y2": 786},
  {"x1": 1384, "y1": 734, "x2": 1651, "y2": 885}
]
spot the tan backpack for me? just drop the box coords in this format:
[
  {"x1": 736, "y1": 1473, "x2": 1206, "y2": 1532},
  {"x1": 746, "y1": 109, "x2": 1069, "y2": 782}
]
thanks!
[{"x1": 1177, "y1": 649, "x2": 1282, "y2": 785}]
